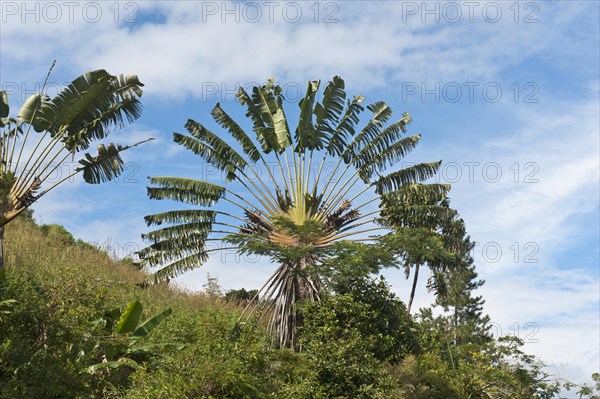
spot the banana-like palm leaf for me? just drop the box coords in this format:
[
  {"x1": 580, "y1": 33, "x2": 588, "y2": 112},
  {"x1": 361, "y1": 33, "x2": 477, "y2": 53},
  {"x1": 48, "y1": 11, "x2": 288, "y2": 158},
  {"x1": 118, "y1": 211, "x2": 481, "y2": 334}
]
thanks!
[
  {"x1": 342, "y1": 101, "x2": 393, "y2": 163},
  {"x1": 0, "y1": 91, "x2": 9, "y2": 127},
  {"x1": 77, "y1": 143, "x2": 124, "y2": 184},
  {"x1": 375, "y1": 161, "x2": 442, "y2": 194},
  {"x1": 115, "y1": 300, "x2": 143, "y2": 334},
  {"x1": 294, "y1": 80, "x2": 319, "y2": 151},
  {"x1": 0, "y1": 65, "x2": 148, "y2": 229},
  {"x1": 76, "y1": 138, "x2": 153, "y2": 184},
  {"x1": 149, "y1": 251, "x2": 211, "y2": 281},
  {"x1": 314, "y1": 77, "x2": 346, "y2": 147},
  {"x1": 253, "y1": 79, "x2": 292, "y2": 151},
  {"x1": 211, "y1": 104, "x2": 262, "y2": 163},
  {"x1": 236, "y1": 88, "x2": 272, "y2": 153},
  {"x1": 131, "y1": 307, "x2": 173, "y2": 342},
  {"x1": 144, "y1": 209, "x2": 217, "y2": 226},
  {"x1": 326, "y1": 95, "x2": 365, "y2": 157},
  {"x1": 17, "y1": 93, "x2": 47, "y2": 125},
  {"x1": 357, "y1": 134, "x2": 421, "y2": 181},
  {"x1": 146, "y1": 177, "x2": 225, "y2": 206},
  {"x1": 29, "y1": 71, "x2": 143, "y2": 146}
]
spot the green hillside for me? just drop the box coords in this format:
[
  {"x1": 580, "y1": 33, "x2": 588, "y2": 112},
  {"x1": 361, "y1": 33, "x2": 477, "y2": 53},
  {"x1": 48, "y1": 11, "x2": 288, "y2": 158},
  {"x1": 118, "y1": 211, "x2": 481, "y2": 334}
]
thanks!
[{"x1": 0, "y1": 215, "x2": 597, "y2": 398}]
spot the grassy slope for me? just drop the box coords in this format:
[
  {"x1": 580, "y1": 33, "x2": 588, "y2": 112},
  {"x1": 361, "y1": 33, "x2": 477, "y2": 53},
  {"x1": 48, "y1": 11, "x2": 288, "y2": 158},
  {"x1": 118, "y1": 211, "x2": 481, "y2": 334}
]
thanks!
[
  {"x1": 2, "y1": 217, "x2": 278, "y2": 399},
  {"x1": 5, "y1": 217, "x2": 214, "y2": 312}
]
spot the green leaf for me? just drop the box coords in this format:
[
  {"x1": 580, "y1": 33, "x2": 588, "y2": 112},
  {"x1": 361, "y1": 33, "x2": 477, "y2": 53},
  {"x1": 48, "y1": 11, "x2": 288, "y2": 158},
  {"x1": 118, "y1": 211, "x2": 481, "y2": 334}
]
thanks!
[
  {"x1": 327, "y1": 95, "x2": 365, "y2": 157},
  {"x1": 40, "y1": 70, "x2": 143, "y2": 146},
  {"x1": 294, "y1": 80, "x2": 320, "y2": 151},
  {"x1": 252, "y1": 81, "x2": 292, "y2": 151},
  {"x1": 181, "y1": 119, "x2": 248, "y2": 180},
  {"x1": 144, "y1": 209, "x2": 217, "y2": 226},
  {"x1": 313, "y1": 76, "x2": 346, "y2": 150},
  {"x1": 144, "y1": 251, "x2": 210, "y2": 284},
  {"x1": 375, "y1": 161, "x2": 442, "y2": 195},
  {"x1": 272, "y1": 107, "x2": 292, "y2": 150},
  {"x1": 0, "y1": 91, "x2": 8, "y2": 127},
  {"x1": 130, "y1": 307, "x2": 172, "y2": 342},
  {"x1": 342, "y1": 101, "x2": 393, "y2": 163},
  {"x1": 0, "y1": 298, "x2": 17, "y2": 309},
  {"x1": 77, "y1": 143, "x2": 125, "y2": 184},
  {"x1": 357, "y1": 134, "x2": 421, "y2": 180},
  {"x1": 87, "y1": 357, "x2": 140, "y2": 373},
  {"x1": 138, "y1": 229, "x2": 211, "y2": 268},
  {"x1": 147, "y1": 176, "x2": 225, "y2": 206},
  {"x1": 114, "y1": 300, "x2": 143, "y2": 334},
  {"x1": 17, "y1": 94, "x2": 42, "y2": 124},
  {"x1": 141, "y1": 222, "x2": 213, "y2": 242},
  {"x1": 127, "y1": 342, "x2": 186, "y2": 354},
  {"x1": 236, "y1": 87, "x2": 272, "y2": 154},
  {"x1": 75, "y1": 138, "x2": 152, "y2": 184},
  {"x1": 211, "y1": 103, "x2": 261, "y2": 163}
]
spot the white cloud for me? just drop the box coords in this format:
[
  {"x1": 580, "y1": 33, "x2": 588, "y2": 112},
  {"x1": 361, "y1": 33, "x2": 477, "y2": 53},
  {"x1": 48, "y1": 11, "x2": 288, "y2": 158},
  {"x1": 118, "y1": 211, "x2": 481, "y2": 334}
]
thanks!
[{"x1": 2, "y1": 1, "x2": 596, "y2": 99}]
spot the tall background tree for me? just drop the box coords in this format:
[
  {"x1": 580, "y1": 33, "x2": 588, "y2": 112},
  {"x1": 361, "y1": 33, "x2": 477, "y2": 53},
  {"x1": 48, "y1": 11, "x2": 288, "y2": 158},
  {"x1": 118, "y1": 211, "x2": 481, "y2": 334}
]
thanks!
[
  {"x1": 379, "y1": 181, "x2": 470, "y2": 313},
  {"x1": 415, "y1": 219, "x2": 494, "y2": 377},
  {"x1": 428, "y1": 253, "x2": 492, "y2": 347},
  {"x1": 140, "y1": 76, "x2": 449, "y2": 348},
  {"x1": 0, "y1": 62, "x2": 150, "y2": 270}
]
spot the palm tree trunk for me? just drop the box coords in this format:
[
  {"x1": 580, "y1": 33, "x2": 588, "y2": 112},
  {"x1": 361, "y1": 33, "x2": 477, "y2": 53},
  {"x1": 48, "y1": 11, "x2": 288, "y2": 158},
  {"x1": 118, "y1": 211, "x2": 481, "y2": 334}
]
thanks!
[
  {"x1": 272, "y1": 257, "x2": 320, "y2": 351},
  {"x1": 0, "y1": 225, "x2": 4, "y2": 272},
  {"x1": 452, "y1": 306, "x2": 458, "y2": 346},
  {"x1": 407, "y1": 263, "x2": 420, "y2": 313}
]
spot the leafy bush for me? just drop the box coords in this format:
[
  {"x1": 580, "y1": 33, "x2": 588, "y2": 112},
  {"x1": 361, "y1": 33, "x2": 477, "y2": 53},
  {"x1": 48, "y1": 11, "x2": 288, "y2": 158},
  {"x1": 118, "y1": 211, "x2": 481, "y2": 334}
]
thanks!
[
  {"x1": 291, "y1": 276, "x2": 418, "y2": 398},
  {"x1": 120, "y1": 308, "x2": 278, "y2": 399},
  {"x1": 0, "y1": 271, "x2": 97, "y2": 398}
]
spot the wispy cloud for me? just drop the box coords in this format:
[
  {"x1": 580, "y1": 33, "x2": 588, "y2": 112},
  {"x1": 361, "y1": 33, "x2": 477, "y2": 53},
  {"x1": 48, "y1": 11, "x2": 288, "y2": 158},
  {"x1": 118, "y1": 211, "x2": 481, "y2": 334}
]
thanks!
[{"x1": 2, "y1": 2, "x2": 597, "y2": 99}]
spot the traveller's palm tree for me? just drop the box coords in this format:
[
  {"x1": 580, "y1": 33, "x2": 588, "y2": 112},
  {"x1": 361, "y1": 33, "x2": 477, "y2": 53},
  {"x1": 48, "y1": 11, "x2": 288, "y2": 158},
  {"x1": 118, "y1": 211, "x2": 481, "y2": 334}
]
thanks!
[
  {"x1": 0, "y1": 63, "x2": 150, "y2": 269},
  {"x1": 380, "y1": 186, "x2": 468, "y2": 312},
  {"x1": 140, "y1": 77, "x2": 448, "y2": 347}
]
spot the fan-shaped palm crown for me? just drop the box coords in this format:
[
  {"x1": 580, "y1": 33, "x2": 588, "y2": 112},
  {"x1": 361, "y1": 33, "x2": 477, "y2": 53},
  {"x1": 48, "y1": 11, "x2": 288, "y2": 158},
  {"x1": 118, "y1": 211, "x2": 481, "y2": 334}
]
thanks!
[
  {"x1": 140, "y1": 77, "x2": 448, "y2": 347},
  {"x1": 0, "y1": 64, "x2": 149, "y2": 228}
]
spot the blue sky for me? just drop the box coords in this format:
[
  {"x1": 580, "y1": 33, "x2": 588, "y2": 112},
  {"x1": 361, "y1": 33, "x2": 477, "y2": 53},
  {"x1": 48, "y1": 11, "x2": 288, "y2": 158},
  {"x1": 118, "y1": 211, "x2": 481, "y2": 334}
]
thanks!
[{"x1": 1, "y1": 0, "x2": 598, "y2": 386}]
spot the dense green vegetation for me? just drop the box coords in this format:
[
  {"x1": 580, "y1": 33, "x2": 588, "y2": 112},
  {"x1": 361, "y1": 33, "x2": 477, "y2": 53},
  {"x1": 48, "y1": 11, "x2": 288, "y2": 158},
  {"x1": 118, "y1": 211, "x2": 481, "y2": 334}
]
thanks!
[{"x1": 1, "y1": 215, "x2": 597, "y2": 398}]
